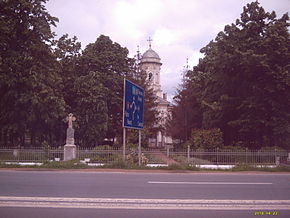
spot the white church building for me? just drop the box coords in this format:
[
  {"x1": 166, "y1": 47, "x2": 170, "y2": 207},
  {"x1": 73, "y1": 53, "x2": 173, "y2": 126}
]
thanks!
[{"x1": 139, "y1": 42, "x2": 173, "y2": 147}]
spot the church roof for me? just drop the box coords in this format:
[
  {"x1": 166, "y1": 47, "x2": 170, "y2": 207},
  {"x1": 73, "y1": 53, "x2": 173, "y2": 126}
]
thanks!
[
  {"x1": 156, "y1": 96, "x2": 171, "y2": 105},
  {"x1": 140, "y1": 48, "x2": 162, "y2": 65},
  {"x1": 142, "y1": 48, "x2": 160, "y2": 59}
]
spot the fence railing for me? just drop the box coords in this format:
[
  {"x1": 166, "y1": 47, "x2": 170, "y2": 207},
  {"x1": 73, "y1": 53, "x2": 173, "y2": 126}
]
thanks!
[
  {"x1": 0, "y1": 147, "x2": 289, "y2": 166},
  {"x1": 0, "y1": 147, "x2": 63, "y2": 162},
  {"x1": 77, "y1": 147, "x2": 122, "y2": 163},
  {"x1": 169, "y1": 149, "x2": 288, "y2": 165}
]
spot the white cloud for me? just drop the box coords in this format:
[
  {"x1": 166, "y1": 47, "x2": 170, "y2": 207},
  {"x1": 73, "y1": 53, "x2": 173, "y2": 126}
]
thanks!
[{"x1": 154, "y1": 28, "x2": 181, "y2": 46}]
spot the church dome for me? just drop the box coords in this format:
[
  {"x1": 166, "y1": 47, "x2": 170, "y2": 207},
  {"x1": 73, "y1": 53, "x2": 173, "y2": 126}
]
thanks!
[
  {"x1": 140, "y1": 48, "x2": 162, "y2": 65},
  {"x1": 142, "y1": 48, "x2": 160, "y2": 59}
]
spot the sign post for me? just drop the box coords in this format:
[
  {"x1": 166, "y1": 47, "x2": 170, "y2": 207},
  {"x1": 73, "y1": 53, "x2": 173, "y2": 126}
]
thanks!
[
  {"x1": 123, "y1": 79, "x2": 144, "y2": 166},
  {"x1": 123, "y1": 128, "x2": 126, "y2": 160}
]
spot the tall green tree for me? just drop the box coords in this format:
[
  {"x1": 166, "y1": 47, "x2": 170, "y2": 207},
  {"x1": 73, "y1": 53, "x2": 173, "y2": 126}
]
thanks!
[
  {"x1": 168, "y1": 76, "x2": 202, "y2": 143},
  {"x1": 0, "y1": 0, "x2": 66, "y2": 146},
  {"x1": 77, "y1": 35, "x2": 133, "y2": 144},
  {"x1": 73, "y1": 72, "x2": 108, "y2": 146},
  {"x1": 53, "y1": 34, "x2": 81, "y2": 111},
  {"x1": 187, "y1": 2, "x2": 290, "y2": 149}
]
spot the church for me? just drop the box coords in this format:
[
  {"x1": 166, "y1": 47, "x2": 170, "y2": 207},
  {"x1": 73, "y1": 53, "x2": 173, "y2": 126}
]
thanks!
[{"x1": 138, "y1": 40, "x2": 173, "y2": 148}]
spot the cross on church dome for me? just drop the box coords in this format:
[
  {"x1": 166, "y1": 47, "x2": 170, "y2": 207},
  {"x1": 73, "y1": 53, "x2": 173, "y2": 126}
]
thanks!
[
  {"x1": 147, "y1": 36, "x2": 153, "y2": 48},
  {"x1": 140, "y1": 36, "x2": 162, "y2": 64}
]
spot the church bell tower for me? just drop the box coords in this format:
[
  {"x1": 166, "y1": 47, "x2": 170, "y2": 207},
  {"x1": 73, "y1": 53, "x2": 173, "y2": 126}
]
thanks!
[
  {"x1": 139, "y1": 37, "x2": 163, "y2": 98},
  {"x1": 138, "y1": 37, "x2": 173, "y2": 147}
]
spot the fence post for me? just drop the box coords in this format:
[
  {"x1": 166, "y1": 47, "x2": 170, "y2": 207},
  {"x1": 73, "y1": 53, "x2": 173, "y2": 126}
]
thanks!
[
  {"x1": 275, "y1": 156, "x2": 280, "y2": 166},
  {"x1": 216, "y1": 147, "x2": 219, "y2": 165},
  {"x1": 123, "y1": 128, "x2": 126, "y2": 161},
  {"x1": 138, "y1": 130, "x2": 141, "y2": 167},
  {"x1": 187, "y1": 145, "x2": 190, "y2": 163},
  {"x1": 275, "y1": 148, "x2": 280, "y2": 166},
  {"x1": 17, "y1": 146, "x2": 20, "y2": 163},
  {"x1": 246, "y1": 148, "x2": 248, "y2": 164}
]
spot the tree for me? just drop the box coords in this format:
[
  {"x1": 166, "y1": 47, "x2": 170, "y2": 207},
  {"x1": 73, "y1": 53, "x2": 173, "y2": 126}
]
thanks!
[
  {"x1": 0, "y1": 0, "x2": 66, "y2": 146},
  {"x1": 77, "y1": 35, "x2": 133, "y2": 144},
  {"x1": 73, "y1": 72, "x2": 108, "y2": 146},
  {"x1": 53, "y1": 33, "x2": 81, "y2": 111},
  {"x1": 190, "y1": 128, "x2": 223, "y2": 150},
  {"x1": 168, "y1": 73, "x2": 202, "y2": 144},
  {"x1": 187, "y1": 2, "x2": 290, "y2": 149},
  {"x1": 0, "y1": 1, "x2": 160, "y2": 148}
]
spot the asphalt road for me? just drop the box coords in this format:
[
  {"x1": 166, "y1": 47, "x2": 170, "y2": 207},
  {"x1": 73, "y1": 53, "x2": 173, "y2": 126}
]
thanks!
[{"x1": 0, "y1": 170, "x2": 290, "y2": 218}]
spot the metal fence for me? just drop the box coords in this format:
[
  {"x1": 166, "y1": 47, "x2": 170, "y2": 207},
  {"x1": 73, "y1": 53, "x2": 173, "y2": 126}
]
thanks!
[
  {"x1": 0, "y1": 147, "x2": 63, "y2": 162},
  {"x1": 0, "y1": 147, "x2": 289, "y2": 166},
  {"x1": 169, "y1": 149, "x2": 289, "y2": 165},
  {"x1": 77, "y1": 147, "x2": 122, "y2": 163}
]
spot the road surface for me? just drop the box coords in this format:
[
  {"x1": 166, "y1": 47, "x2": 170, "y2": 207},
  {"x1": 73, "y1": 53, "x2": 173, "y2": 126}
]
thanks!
[{"x1": 0, "y1": 170, "x2": 289, "y2": 217}]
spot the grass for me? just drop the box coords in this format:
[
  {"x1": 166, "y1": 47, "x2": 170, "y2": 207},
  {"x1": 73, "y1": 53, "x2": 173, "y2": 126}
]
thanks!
[
  {"x1": 171, "y1": 155, "x2": 212, "y2": 165},
  {"x1": 159, "y1": 163, "x2": 200, "y2": 171},
  {"x1": 231, "y1": 163, "x2": 290, "y2": 172},
  {"x1": 41, "y1": 159, "x2": 90, "y2": 169},
  {"x1": 1, "y1": 160, "x2": 290, "y2": 172}
]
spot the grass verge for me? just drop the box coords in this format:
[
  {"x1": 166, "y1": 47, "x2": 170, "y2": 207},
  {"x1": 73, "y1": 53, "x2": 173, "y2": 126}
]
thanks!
[
  {"x1": 232, "y1": 164, "x2": 290, "y2": 172},
  {"x1": 1, "y1": 161, "x2": 290, "y2": 172}
]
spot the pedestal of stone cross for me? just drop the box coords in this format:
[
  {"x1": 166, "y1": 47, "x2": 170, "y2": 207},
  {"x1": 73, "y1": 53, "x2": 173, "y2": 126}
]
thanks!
[
  {"x1": 64, "y1": 144, "x2": 76, "y2": 161},
  {"x1": 64, "y1": 113, "x2": 77, "y2": 161}
]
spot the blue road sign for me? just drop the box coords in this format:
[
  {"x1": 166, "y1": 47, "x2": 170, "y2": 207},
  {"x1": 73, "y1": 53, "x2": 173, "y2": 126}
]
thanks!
[{"x1": 123, "y1": 79, "x2": 144, "y2": 129}]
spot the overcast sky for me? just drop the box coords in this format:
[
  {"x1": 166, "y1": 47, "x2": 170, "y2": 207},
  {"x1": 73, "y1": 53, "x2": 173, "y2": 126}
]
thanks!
[{"x1": 46, "y1": 0, "x2": 289, "y2": 101}]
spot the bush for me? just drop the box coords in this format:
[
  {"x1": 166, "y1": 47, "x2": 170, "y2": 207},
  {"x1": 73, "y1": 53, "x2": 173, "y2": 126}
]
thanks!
[
  {"x1": 190, "y1": 128, "x2": 224, "y2": 150},
  {"x1": 106, "y1": 157, "x2": 139, "y2": 169},
  {"x1": 126, "y1": 149, "x2": 148, "y2": 165},
  {"x1": 259, "y1": 146, "x2": 286, "y2": 152},
  {"x1": 222, "y1": 145, "x2": 247, "y2": 151},
  {"x1": 93, "y1": 145, "x2": 113, "y2": 150},
  {"x1": 232, "y1": 164, "x2": 257, "y2": 171},
  {"x1": 42, "y1": 159, "x2": 89, "y2": 169},
  {"x1": 232, "y1": 164, "x2": 290, "y2": 172},
  {"x1": 160, "y1": 163, "x2": 199, "y2": 171}
]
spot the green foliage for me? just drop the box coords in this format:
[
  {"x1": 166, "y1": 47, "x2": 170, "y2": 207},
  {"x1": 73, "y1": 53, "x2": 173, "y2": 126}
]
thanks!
[
  {"x1": 93, "y1": 145, "x2": 114, "y2": 150},
  {"x1": 0, "y1": 0, "x2": 144, "y2": 148},
  {"x1": 232, "y1": 164, "x2": 290, "y2": 172},
  {"x1": 0, "y1": 0, "x2": 66, "y2": 147},
  {"x1": 41, "y1": 140, "x2": 50, "y2": 160},
  {"x1": 73, "y1": 72, "x2": 108, "y2": 146},
  {"x1": 157, "y1": 163, "x2": 199, "y2": 171},
  {"x1": 106, "y1": 156, "x2": 139, "y2": 169},
  {"x1": 126, "y1": 149, "x2": 149, "y2": 165},
  {"x1": 221, "y1": 145, "x2": 247, "y2": 151},
  {"x1": 79, "y1": 35, "x2": 133, "y2": 142},
  {"x1": 5, "y1": 0, "x2": 289, "y2": 153},
  {"x1": 177, "y1": 1, "x2": 290, "y2": 149},
  {"x1": 53, "y1": 33, "x2": 81, "y2": 112},
  {"x1": 190, "y1": 128, "x2": 224, "y2": 150},
  {"x1": 0, "y1": 163, "x2": 39, "y2": 168},
  {"x1": 42, "y1": 159, "x2": 89, "y2": 169},
  {"x1": 258, "y1": 146, "x2": 286, "y2": 152},
  {"x1": 231, "y1": 164, "x2": 257, "y2": 171},
  {"x1": 168, "y1": 79, "x2": 202, "y2": 143}
]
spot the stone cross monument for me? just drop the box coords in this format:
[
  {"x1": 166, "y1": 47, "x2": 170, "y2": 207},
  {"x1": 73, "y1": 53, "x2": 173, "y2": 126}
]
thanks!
[
  {"x1": 66, "y1": 113, "x2": 76, "y2": 145},
  {"x1": 64, "y1": 113, "x2": 77, "y2": 161}
]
